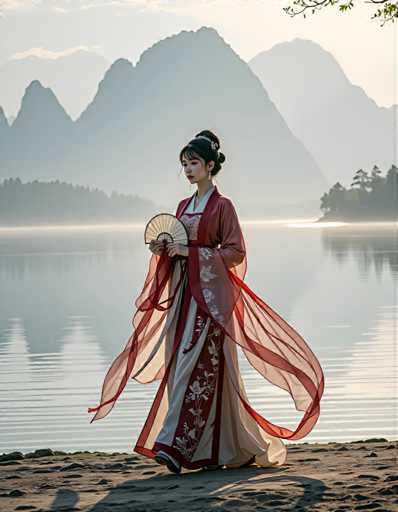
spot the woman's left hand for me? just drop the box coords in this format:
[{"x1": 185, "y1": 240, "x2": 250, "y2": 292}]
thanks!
[{"x1": 166, "y1": 242, "x2": 189, "y2": 258}]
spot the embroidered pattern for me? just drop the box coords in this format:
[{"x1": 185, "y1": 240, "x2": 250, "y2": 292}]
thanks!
[
  {"x1": 200, "y1": 264, "x2": 217, "y2": 283},
  {"x1": 172, "y1": 324, "x2": 223, "y2": 460},
  {"x1": 182, "y1": 313, "x2": 208, "y2": 354},
  {"x1": 198, "y1": 247, "x2": 225, "y2": 323},
  {"x1": 199, "y1": 247, "x2": 213, "y2": 260},
  {"x1": 202, "y1": 287, "x2": 225, "y2": 324},
  {"x1": 180, "y1": 213, "x2": 201, "y2": 240}
]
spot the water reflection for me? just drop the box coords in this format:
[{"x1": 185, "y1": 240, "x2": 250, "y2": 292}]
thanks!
[{"x1": 0, "y1": 220, "x2": 396, "y2": 452}]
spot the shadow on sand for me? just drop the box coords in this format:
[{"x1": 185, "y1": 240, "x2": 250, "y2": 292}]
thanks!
[{"x1": 49, "y1": 465, "x2": 326, "y2": 511}]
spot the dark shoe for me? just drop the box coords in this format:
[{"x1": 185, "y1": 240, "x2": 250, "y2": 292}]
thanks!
[
  {"x1": 154, "y1": 450, "x2": 181, "y2": 474},
  {"x1": 239, "y1": 455, "x2": 256, "y2": 468}
]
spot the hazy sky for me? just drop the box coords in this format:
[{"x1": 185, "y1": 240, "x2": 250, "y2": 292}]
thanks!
[{"x1": 0, "y1": 0, "x2": 396, "y2": 108}]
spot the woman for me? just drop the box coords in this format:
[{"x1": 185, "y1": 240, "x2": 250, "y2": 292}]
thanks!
[{"x1": 88, "y1": 129, "x2": 325, "y2": 474}]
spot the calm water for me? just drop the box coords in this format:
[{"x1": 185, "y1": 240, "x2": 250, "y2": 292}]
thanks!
[{"x1": 0, "y1": 219, "x2": 396, "y2": 454}]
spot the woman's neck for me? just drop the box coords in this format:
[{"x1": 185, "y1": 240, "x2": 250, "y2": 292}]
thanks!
[{"x1": 195, "y1": 181, "x2": 214, "y2": 199}]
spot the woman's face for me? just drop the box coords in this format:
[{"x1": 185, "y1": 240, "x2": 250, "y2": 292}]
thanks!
[{"x1": 181, "y1": 152, "x2": 214, "y2": 184}]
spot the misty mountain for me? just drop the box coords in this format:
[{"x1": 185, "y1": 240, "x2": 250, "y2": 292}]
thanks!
[
  {"x1": 249, "y1": 38, "x2": 396, "y2": 185},
  {"x1": 1, "y1": 80, "x2": 75, "y2": 178},
  {"x1": 0, "y1": 50, "x2": 109, "y2": 120},
  {"x1": 1, "y1": 27, "x2": 328, "y2": 217}
]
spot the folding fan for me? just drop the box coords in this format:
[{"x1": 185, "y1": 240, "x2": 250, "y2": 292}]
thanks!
[{"x1": 144, "y1": 213, "x2": 188, "y2": 246}]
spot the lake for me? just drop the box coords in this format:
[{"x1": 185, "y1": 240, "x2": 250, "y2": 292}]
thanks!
[{"x1": 0, "y1": 219, "x2": 396, "y2": 454}]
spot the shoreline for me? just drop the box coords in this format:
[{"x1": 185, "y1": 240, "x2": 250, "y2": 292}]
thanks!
[
  {"x1": 1, "y1": 438, "x2": 396, "y2": 511},
  {"x1": 0, "y1": 218, "x2": 397, "y2": 233}
]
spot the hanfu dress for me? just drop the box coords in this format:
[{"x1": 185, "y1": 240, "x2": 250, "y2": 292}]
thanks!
[{"x1": 88, "y1": 184, "x2": 325, "y2": 470}]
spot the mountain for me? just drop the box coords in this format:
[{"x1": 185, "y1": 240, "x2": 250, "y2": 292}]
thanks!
[
  {"x1": 1, "y1": 27, "x2": 328, "y2": 217},
  {"x1": 249, "y1": 38, "x2": 396, "y2": 185},
  {"x1": 0, "y1": 80, "x2": 74, "y2": 180},
  {"x1": 0, "y1": 50, "x2": 109, "y2": 120}
]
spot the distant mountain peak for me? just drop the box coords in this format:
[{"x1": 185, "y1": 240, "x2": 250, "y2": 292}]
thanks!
[
  {"x1": 250, "y1": 38, "x2": 349, "y2": 89},
  {"x1": 101, "y1": 57, "x2": 133, "y2": 84},
  {"x1": 136, "y1": 25, "x2": 231, "y2": 68},
  {"x1": 13, "y1": 79, "x2": 72, "y2": 128},
  {"x1": 23, "y1": 79, "x2": 61, "y2": 103},
  {"x1": 107, "y1": 57, "x2": 133, "y2": 73},
  {"x1": 77, "y1": 57, "x2": 135, "y2": 123}
]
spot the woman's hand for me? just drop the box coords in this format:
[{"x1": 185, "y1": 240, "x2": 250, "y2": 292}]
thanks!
[
  {"x1": 149, "y1": 239, "x2": 166, "y2": 255},
  {"x1": 166, "y1": 242, "x2": 189, "y2": 258}
]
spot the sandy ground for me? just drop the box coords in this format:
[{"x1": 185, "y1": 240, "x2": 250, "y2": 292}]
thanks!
[{"x1": 0, "y1": 438, "x2": 396, "y2": 512}]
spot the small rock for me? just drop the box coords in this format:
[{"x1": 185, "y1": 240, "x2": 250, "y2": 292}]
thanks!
[
  {"x1": 379, "y1": 486, "x2": 395, "y2": 496},
  {"x1": 9, "y1": 489, "x2": 26, "y2": 497},
  {"x1": 354, "y1": 503, "x2": 382, "y2": 510},
  {"x1": 124, "y1": 457, "x2": 139, "y2": 462},
  {"x1": 0, "y1": 451, "x2": 24, "y2": 462},
  {"x1": 0, "y1": 460, "x2": 22, "y2": 466},
  {"x1": 105, "y1": 462, "x2": 125, "y2": 470},
  {"x1": 59, "y1": 463, "x2": 85, "y2": 472},
  {"x1": 353, "y1": 494, "x2": 368, "y2": 501},
  {"x1": 25, "y1": 449, "x2": 54, "y2": 459}
]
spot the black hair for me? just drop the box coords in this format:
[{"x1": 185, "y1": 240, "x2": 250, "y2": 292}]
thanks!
[{"x1": 179, "y1": 129, "x2": 226, "y2": 177}]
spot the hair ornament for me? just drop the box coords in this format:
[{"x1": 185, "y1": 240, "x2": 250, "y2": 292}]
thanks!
[{"x1": 195, "y1": 135, "x2": 219, "y2": 151}]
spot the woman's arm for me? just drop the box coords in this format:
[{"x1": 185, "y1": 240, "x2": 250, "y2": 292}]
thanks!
[{"x1": 215, "y1": 198, "x2": 246, "y2": 268}]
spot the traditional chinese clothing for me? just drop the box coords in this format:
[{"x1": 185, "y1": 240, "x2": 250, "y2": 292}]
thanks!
[{"x1": 88, "y1": 184, "x2": 324, "y2": 469}]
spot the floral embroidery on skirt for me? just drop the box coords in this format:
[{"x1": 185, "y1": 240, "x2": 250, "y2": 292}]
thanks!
[{"x1": 171, "y1": 322, "x2": 224, "y2": 461}]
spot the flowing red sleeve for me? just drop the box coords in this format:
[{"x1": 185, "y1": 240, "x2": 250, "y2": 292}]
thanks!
[
  {"x1": 87, "y1": 204, "x2": 185, "y2": 423},
  {"x1": 188, "y1": 198, "x2": 325, "y2": 440}
]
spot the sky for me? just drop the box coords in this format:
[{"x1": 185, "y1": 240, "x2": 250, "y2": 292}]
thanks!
[{"x1": 0, "y1": 0, "x2": 396, "y2": 108}]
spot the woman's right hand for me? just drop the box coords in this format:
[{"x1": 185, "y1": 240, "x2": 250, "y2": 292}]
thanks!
[{"x1": 149, "y1": 239, "x2": 166, "y2": 256}]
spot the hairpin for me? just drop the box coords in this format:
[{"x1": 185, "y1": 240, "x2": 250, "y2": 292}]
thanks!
[{"x1": 195, "y1": 135, "x2": 219, "y2": 151}]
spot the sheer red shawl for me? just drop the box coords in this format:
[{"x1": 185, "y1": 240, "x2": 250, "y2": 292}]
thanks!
[{"x1": 88, "y1": 186, "x2": 325, "y2": 440}]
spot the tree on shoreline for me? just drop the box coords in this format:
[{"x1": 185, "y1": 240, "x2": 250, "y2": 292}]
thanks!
[
  {"x1": 319, "y1": 164, "x2": 397, "y2": 221},
  {"x1": 0, "y1": 177, "x2": 157, "y2": 226}
]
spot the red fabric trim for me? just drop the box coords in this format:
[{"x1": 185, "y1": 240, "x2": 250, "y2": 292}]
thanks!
[{"x1": 211, "y1": 333, "x2": 225, "y2": 463}]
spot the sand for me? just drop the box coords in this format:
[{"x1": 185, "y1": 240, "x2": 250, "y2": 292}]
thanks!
[{"x1": 0, "y1": 438, "x2": 396, "y2": 512}]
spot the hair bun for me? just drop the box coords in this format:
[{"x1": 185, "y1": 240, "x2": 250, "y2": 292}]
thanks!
[{"x1": 218, "y1": 152, "x2": 226, "y2": 164}]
